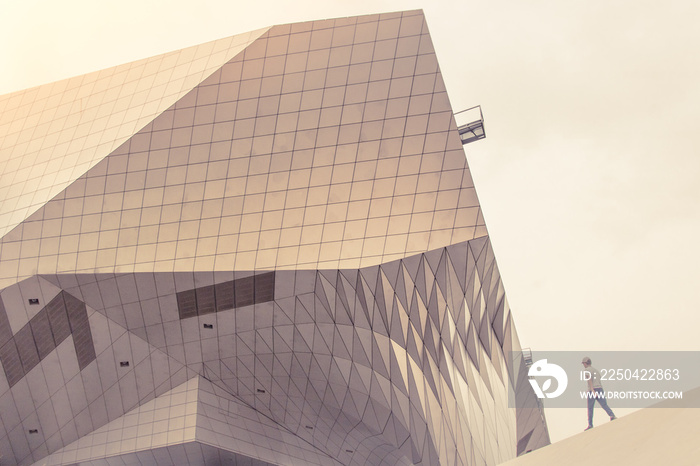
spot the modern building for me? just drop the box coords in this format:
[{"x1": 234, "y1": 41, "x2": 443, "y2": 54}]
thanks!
[{"x1": 0, "y1": 10, "x2": 548, "y2": 465}]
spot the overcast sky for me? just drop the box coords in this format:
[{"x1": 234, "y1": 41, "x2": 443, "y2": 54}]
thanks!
[{"x1": 2, "y1": 0, "x2": 699, "y2": 445}]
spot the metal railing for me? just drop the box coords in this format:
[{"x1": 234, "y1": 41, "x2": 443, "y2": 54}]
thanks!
[
  {"x1": 522, "y1": 347, "x2": 534, "y2": 367},
  {"x1": 454, "y1": 105, "x2": 486, "y2": 145}
]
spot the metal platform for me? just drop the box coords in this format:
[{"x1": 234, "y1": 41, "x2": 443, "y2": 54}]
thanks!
[{"x1": 455, "y1": 105, "x2": 486, "y2": 145}]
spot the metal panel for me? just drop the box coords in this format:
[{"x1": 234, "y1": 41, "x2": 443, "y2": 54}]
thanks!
[
  {"x1": 215, "y1": 281, "x2": 235, "y2": 312},
  {"x1": 15, "y1": 324, "x2": 40, "y2": 374},
  {"x1": 0, "y1": 297, "x2": 12, "y2": 348},
  {"x1": 0, "y1": 338, "x2": 23, "y2": 387},
  {"x1": 0, "y1": 291, "x2": 97, "y2": 387},
  {"x1": 234, "y1": 276, "x2": 255, "y2": 308},
  {"x1": 46, "y1": 292, "x2": 71, "y2": 345},
  {"x1": 254, "y1": 272, "x2": 275, "y2": 304},
  {"x1": 196, "y1": 285, "x2": 216, "y2": 316},
  {"x1": 64, "y1": 292, "x2": 96, "y2": 370},
  {"x1": 177, "y1": 289, "x2": 197, "y2": 319},
  {"x1": 177, "y1": 273, "x2": 276, "y2": 319},
  {"x1": 29, "y1": 310, "x2": 55, "y2": 359}
]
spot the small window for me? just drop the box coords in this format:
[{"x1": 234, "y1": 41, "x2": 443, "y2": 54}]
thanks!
[
  {"x1": 28, "y1": 299, "x2": 40, "y2": 305},
  {"x1": 203, "y1": 323, "x2": 214, "y2": 329},
  {"x1": 120, "y1": 361, "x2": 130, "y2": 367}
]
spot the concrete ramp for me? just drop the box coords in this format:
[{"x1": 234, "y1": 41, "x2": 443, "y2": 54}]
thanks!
[{"x1": 500, "y1": 388, "x2": 700, "y2": 466}]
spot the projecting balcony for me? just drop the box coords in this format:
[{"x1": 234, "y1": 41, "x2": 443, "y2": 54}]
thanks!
[{"x1": 455, "y1": 105, "x2": 486, "y2": 145}]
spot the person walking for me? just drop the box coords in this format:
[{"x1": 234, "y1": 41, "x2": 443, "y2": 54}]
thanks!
[{"x1": 582, "y1": 356, "x2": 617, "y2": 430}]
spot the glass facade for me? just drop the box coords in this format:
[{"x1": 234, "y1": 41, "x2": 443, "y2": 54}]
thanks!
[{"x1": 0, "y1": 10, "x2": 548, "y2": 465}]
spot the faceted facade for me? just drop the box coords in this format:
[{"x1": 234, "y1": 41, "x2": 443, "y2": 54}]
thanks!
[{"x1": 0, "y1": 10, "x2": 548, "y2": 465}]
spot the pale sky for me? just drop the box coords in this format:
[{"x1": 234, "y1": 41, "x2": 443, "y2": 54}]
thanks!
[{"x1": 2, "y1": 0, "x2": 699, "y2": 445}]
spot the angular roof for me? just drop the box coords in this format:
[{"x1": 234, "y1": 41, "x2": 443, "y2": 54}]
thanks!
[
  {"x1": 0, "y1": 10, "x2": 485, "y2": 290},
  {"x1": 0, "y1": 27, "x2": 268, "y2": 240}
]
